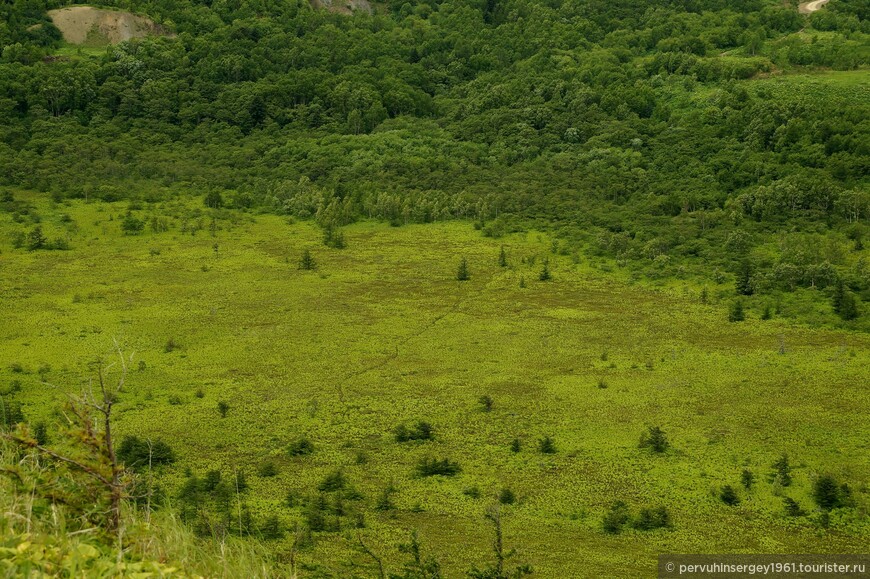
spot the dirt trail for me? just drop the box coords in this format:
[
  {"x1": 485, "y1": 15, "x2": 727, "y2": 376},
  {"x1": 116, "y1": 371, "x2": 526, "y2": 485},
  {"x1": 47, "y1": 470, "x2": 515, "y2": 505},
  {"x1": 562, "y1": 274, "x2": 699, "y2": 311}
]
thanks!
[
  {"x1": 798, "y1": 0, "x2": 830, "y2": 14},
  {"x1": 47, "y1": 6, "x2": 169, "y2": 45}
]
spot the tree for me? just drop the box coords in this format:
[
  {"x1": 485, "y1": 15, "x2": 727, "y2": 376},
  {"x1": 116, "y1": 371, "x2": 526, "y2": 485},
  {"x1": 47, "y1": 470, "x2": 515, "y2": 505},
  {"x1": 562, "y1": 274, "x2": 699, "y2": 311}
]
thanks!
[
  {"x1": 299, "y1": 248, "x2": 316, "y2": 271},
  {"x1": 639, "y1": 426, "x2": 669, "y2": 453},
  {"x1": 602, "y1": 501, "x2": 631, "y2": 534},
  {"x1": 741, "y1": 469, "x2": 755, "y2": 490},
  {"x1": 783, "y1": 497, "x2": 804, "y2": 517},
  {"x1": 478, "y1": 395, "x2": 493, "y2": 412},
  {"x1": 204, "y1": 190, "x2": 224, "y2": 209},
  {"x1": 728, "y1": 300, "x2": 745, "y2": 322},
  {"x1": 217, "y1": 401, "x2": 229, "y2": 417},
  {"x1": 498, "y1": 488, "x2": 515, "y2": 505},
  {"x1": 812, "y1": 474, "x2": 850, "y2": 511},
  {"x1": 538, "y1": 258, "x2": 551, "y2": 281},
  {"x1": 832, "y1": 279, "x2": 859, "y2": 320},
  {"x1": 735, "y1": 260, "x2": 754, "y2": 295},
  {"x1": 720, "y1": 485, "x2": 740, "y2": 506},
  {"x1": 121, "y1": 212, "x2": 144, "y2": 235},
  {"x1": 27, "y1": 225, "x2": 46, "y2": 250},
  {"x1": 769, "y1": 454, "x2": 792, "y2": 487},
  {"x1": 457, "y1": 257, "x2": 470, "y2": 281},
  {"x1": 538, "y1": 436, "x2": 556, "y2": 454},
  {"x1": 509, "y1": 438, "x2": 521, "y2": 453},
  {"x1": 498, "y1": 246, "x2": 507, "y2": 268}
]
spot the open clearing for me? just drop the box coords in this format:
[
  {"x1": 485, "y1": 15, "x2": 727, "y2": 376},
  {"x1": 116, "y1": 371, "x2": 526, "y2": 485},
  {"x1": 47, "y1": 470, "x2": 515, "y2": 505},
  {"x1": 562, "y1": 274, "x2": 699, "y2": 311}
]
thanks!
[
  {"x1": 47, "y1": 6, "x2": 169, "y2": 45},
  {"x1": 1, "y1": 194, "x2": 868, "y2": 576}
]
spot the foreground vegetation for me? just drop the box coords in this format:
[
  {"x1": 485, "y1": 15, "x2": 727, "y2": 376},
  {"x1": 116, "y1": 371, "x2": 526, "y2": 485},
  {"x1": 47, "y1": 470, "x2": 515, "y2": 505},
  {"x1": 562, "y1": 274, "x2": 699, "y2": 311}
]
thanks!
[{"x1": 1, "y1": 195, "x2": 868, "y2": 576}]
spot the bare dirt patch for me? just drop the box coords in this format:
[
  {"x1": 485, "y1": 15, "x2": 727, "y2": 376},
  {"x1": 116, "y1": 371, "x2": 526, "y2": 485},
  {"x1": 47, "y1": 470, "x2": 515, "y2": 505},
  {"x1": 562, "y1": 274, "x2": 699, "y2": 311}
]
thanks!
[{"x1": 47, "y1": 6, "x2": 170, "y2": 45}]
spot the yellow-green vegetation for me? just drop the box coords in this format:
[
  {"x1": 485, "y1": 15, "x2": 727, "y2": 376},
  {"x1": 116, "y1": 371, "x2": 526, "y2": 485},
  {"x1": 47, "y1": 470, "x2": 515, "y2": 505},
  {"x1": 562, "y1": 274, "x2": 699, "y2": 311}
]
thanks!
[{"x1": 2, "y1": 193, "x2": 868, "y2": 576}]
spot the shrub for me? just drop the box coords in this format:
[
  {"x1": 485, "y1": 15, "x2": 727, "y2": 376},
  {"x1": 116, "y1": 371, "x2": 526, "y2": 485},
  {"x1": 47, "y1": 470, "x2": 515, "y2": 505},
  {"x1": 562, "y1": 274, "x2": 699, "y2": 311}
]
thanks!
[
  {"x1": 639, "y1": 426, "x2": 669, "y2": 453},
  {"x1": 538, "y1": 258, "x2": 552, "y2": 281},
  {"x1": 463, "y1": 486, "x2": 481, "y2": 499},
  {"x1": 299, "y1": 249, "x2": 316, "y2": 270},
  {"x1": 602, "y1": 501, "x2": 631, "y2": 534},
  {"x1": 395, "y1": 421, "x2": 434, "y2": 442},
  {"x1": 728, "y1": 300, "x2": 745, "y2": 322},
  {"x1": 457, "y1": 257, "x2": 470, "y2": 281},
  {"x1": 769, "y1": 454, "x2": 792, "y2": 487},
  {"x1": 116, "y1": 435, "x2": 175, "y2": 471},
  {"x1": 259, "y1": 515, "x2": 283, "y2": 540},
  {"x1": 288, "y1": 437, "x2": 314, "y2": 456},
  {"x1": 632, "y1": 506, "x2": 671, "y2": 530},
  {"x1": 812, "y1": 474, "x2": 851, "y2": 511},
  {"x1": 318, "y1": 469, "x2": 347, "y2": 492},
  {"x1": 415, "y1": 457, "x2": 461, "y2": 477},
  {"x1": 499, "y1": 488, "x2": 516, "y2": 505},
  {"x1": 217, "y1": 401, "x2": 229, "y2": 417},
  {"x1": 720, "y1": 485, "x2": 740, "y2": 506},
  {"x1": 478, "y1": 395, "x2": 493, "y2": 412},
  {"x1": 257, "y1": 461, "x2": 278, "y2": 477},
  {"x1": 783, "y1": 497, "x2": 805, "y2": 517},
  {"x1": 510, "y1": 438, "x2": 521, "y2": 453},
  {"x1": 375, "y1": 484, "x2": 397, "y2": 511},
  {"x1": 741, "y1": 469, "x2": 755, "y2": 490},
  {"x1": 538, "y1": 436, "x2": 556, "y2": 454}
]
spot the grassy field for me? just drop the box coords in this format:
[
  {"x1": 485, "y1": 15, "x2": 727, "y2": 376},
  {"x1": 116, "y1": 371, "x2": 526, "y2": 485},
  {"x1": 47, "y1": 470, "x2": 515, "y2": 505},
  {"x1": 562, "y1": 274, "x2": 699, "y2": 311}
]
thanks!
[{"x1": 1, "y1": 192, "x2": 869, "y2": 577}]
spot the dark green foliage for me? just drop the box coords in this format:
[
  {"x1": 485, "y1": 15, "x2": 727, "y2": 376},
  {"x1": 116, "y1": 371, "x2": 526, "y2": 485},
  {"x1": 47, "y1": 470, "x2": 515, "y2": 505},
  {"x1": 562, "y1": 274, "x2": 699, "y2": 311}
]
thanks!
[
  {"x1": 498, "y1": 488, "x2": 516, "y2": 505},
  {"x1": 741, "y1": 469, "x2": 755, "y2": 490},
  {"x1": 639, "y1": 426, "x2": 669, "y2": 453},
  {"x1": 259, "y1": 514, "x2": 283, "y2": 540},
  {"x1": 509, "y1": 438, "x2": 521, "y2": 453},
  {"x1": 812, "y1": 474, "x2": 851, "y2": 511},
  {"x1": 832, "y1": 279, "x2": 859, "y2": 320},
  {"x1": 299, "y1": 249, "x2": 316, "y2": 271},
  {"x1": 720, "y1": 485, "x2": 740, "y2": 506},
  {"x1": 121, "y1": 212, "x2": 144, "y2": 235},
  {"x1": 783, "y1": 497, "x2": 805, "y2": 517},
  {"x1": 478, "y1": 395, "x2": 494, "y2": 412},
  {"x1": 33, "y1": 421, "x2": 49, "y2": 446},
  {"x1": 287, "y1": 437, "x2": 314, "y2": 456},
  {"x1": 318, "y1": 469, "x2": 347, "y2": 492},
  {"x1": 116, "y1": 435, "x2": 176, "y2": 471},
  {"x1": 415, "y1": 457, "x2": 461, "y2": 477},
  {"x1": 498, "y1": 246, "x2": 507, "y2": 268},
  {"x1": 538, "y1": 258, "x2": 551, "y2": 282},
  {"x1": 457, "y1": 258, "x2": 470, "y2": 281},
  {"x1": 769, "y1": 454, "x2": 793, "y2": 487},
  {"x1": 257, "y1": 461, "x2": 278, "y2": 477},
  {"x1": 728, "y1": 300, "x2": 745, "y2": 322},
  {"x1": 164, "y1": 338, "x2": 179, "y2": 353},
  {"x1": 395, "y1": 421, "x2": 434, "y2": 442},
  {"x1": 632, "y1": 506, "x2": 671, "y2": 531},
  {"x1": 538, "y1": 436, "x2": 556, "y2": 454},
  {"x1": 204, "y1": 191, "x2": 224, "y2": 209},
  {"x1": 602, "y1": 501, "x2": 631, "y2": 534},
  {"x1": 217, "y1": 401, "x2": 229, "y2": 418},
  {"x1": 27, "y1": 226, "x2": 46, "y2": 250},
  {"x1": 735, "y1": 261, "x2": 754, "y2": 296},
  {"x1": 323, "y1": 225, "x2": 346, "y2": 249},
  {"x1": 375, "y1": 484, "x2": 397, "y2": 511},
  {"x1": 0, "y1": 397, "x2": 25, "y2": 430}
]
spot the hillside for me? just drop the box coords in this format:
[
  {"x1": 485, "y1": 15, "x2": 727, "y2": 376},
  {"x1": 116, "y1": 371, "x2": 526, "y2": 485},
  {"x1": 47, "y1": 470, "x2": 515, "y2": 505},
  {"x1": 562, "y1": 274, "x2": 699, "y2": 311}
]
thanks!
[{"x1": 0, "y1": 0, "x2": 868, "y2": 575}]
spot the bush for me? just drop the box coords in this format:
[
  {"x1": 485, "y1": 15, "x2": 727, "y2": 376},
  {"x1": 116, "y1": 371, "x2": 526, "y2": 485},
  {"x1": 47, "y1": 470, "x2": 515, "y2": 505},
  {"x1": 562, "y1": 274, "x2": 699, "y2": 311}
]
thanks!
[
  {"x1": 288, "y1": 437, "x2": 314, "y2": 456},
  {"x1": 812, "y1": 474, "x2": 851, "y2": 511},
  {"x1": 741, "y1": 469, "x2": 755, "y2": 490},
  {"x1": 457, "y1": 257, "x2": 470, "y2": 281},
  {"x1": 217, "y1": 401, "x2": 229, "y2": 417},
  {"x1": 538, "y1": 436, "x2": 556, "y2": 454},
  {"x1": 318, "y1": 469, "x2": 347, "y2": 492},
  {"x1": 478, "y1": 395, "x2": 493, "y2": 412},
  {"x1": 602, "y1": 501, "x2": 631, "y2": 534},
  {"x1": 510, "y1": 438, "x2": 521, "y2": 453},
  {"x1": 395, "y1": 421, "x2": 434, "y2": 442},
  {"x1": 783, "y1": 497, "x2": 805, "y2": 517},
  {"x1": 116, "y1": 435, "x2": 176, "y2": 471},
  {"x1": 415, "y1": 457, "x2": 461, "y2": 477},
  {"x1": 728, "y1": 300, "x2": 745, "y2": 322},
  {"x1": 639, "y1": 426, "x2": 669, "y2": 453},
  {"x1": 769, "y1": 454, "x2": 792, "y2": 487},
  {"x1": 499, "y1": 488, "x2": 516, "y2": 505},
  {"x1": 257, "y1": 461, "x2": 278, "y2": 477},
  {"x1": 720, "y1": 485, "x2": 740, "y2": 506},
  {"x1": 632, "y1": 506, "x2": 671, "y2": 530}
]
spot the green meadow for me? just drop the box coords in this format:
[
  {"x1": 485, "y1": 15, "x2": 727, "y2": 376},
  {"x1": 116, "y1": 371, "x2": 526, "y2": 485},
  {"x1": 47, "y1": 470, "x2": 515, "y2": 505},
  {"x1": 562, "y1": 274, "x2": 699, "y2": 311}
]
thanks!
[{"x1": 1, "y1": 193, "x2": 868, "y2": 577}]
